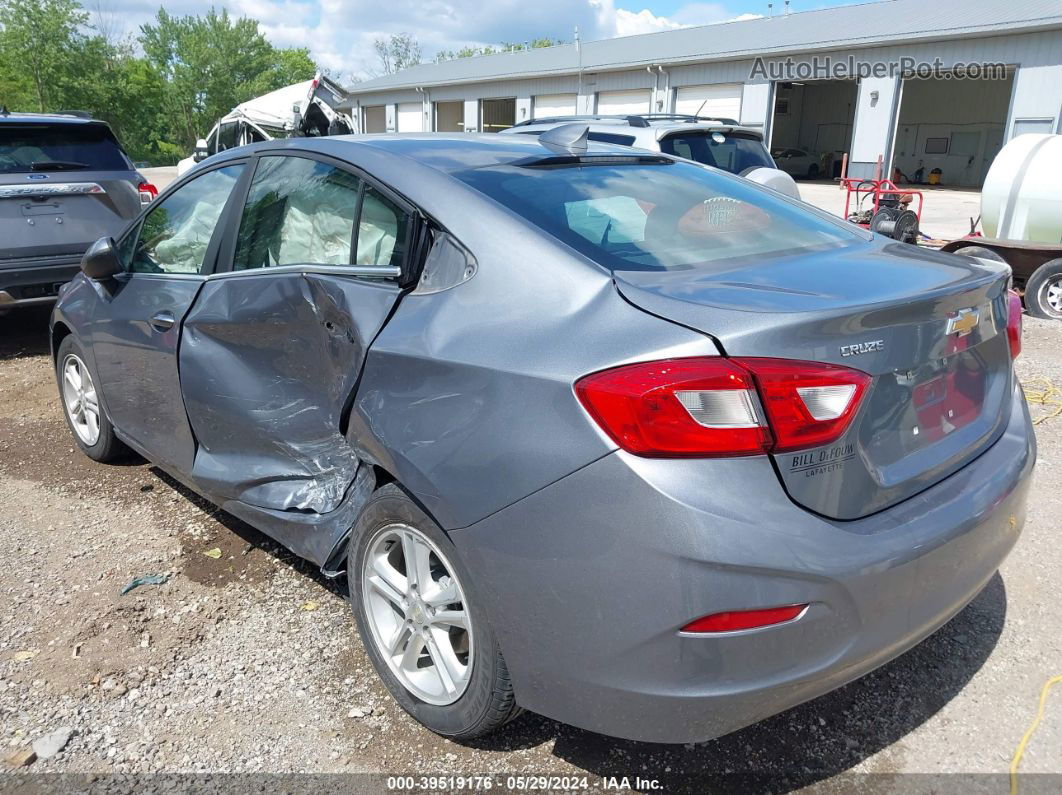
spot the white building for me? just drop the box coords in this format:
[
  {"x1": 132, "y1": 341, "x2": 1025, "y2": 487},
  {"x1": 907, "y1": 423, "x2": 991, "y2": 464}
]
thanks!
[{"x1": 342, "y1": 0, "x2": 1062, "y2": 188}]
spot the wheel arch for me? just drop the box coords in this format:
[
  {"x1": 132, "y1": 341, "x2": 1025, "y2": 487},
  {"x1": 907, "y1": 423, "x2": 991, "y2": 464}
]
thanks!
[
  {"x1": 319, "y1": 463, "x2": 448, "y2": 579},
  {"x1": 51, "y1": 320, "x2": 73, "y2": 364}
]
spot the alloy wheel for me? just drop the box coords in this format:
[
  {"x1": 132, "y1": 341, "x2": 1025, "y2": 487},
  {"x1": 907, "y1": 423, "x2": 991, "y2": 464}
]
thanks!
[
  {"x1": 1042, "y1": 276, "x2": 1062, "y2": 317},
  {"x1": 61, "y1": 353, "x2": 101, "y2": 446},
  {"x1": 361, "y1": 523, "x2": 473, "y2": 705}
]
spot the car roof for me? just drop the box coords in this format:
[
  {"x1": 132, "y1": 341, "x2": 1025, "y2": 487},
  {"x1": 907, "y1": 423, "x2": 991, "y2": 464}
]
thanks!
[
  {"x1": 0, "y1": 110, "x2": 109, "y2": 126},
  {"x1": 209, "y1": 132, "x2": 659, "y2": 175},
  {"x1": 503, "y1": 119, "x2": 763, "y2": 143}
]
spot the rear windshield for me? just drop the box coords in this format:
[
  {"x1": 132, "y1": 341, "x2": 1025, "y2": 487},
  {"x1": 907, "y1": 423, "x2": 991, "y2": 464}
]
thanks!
[
  {"x1": 0, "y1": 123, "x2": 130, "y2": 173},
  {"x1": 456, "y1": 158, "x2": 860, "y2": 272},
  {"x1": 660, "y1": 131, "x2": 774, "y2": 173}
]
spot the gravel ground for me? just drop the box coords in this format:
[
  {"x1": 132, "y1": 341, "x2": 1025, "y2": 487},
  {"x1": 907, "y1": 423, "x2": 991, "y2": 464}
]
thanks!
[{"x1": 0, "y1": 305, "x2": 1060, "y2": 792}]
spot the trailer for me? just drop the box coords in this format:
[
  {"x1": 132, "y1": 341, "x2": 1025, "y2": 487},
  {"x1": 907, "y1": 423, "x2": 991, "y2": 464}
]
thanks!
[
  {"x1": 939, "y1": 134, "x2": 1062, "y2": 319},
  {"x1": 938, "y1": 237, "x2": 1062, "y2": 319}
]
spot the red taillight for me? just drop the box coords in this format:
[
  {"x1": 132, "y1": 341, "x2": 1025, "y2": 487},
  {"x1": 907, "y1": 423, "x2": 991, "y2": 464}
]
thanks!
[
  {"x1": 735, "y1": 358, "x2": 872, "y2": 453},
  {"x1": 575, "y1": 357, "x2": 869, "y2": 458},
  {"x1": 681, "y1": 604, "x2": 808, "y2": 634},
  {"x1": 1007, "y1": 290, "x2": 1023, "y2": 359},
  {"x1": 138, "y1": 180, "x2": 158, "y2": 206},
  {"x1": 574, "y1": 358, "x2": 771, "y2": 457}
]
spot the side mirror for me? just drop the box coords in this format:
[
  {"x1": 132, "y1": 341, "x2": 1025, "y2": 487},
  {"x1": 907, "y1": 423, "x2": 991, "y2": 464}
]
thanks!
[
  {"x1": 81, "y1": 237, "x2": 123, "y2": 280},
  {"x1": 193, "y1": 138, "x2": 209, "y2": 162}
]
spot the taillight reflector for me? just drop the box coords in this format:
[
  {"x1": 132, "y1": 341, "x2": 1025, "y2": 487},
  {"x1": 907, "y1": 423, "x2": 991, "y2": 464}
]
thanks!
[
  {"x1": 575, "y1": 357, "x2": 870, "y2": 458},
  {"x1": 681, "y1": 604, "x2": 808, "y2": 634},
  {"x1": 1007, "y1": 290, "x2": 1022, "y2": 359}
]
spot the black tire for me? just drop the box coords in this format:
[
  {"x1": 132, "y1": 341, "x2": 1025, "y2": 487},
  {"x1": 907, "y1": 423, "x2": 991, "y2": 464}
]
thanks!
[
  {"x1": 347, "y1": 484, "x2": 521, "y2": 740},
  {"x1": 1025, "y1": 258, "x2": 1062, "y2": 320},
  {"x1": 55, "y1": 335, "x2": 127, "y2": 462},
  {"x1": 953, "y1": 246, "x2": 1008, "y2": 266},
  {"x1": 807, "y1": 163, "x2": 820, "y2": 179}
]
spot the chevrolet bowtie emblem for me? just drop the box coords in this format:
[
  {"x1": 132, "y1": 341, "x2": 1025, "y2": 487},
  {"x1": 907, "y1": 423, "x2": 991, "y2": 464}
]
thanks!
[{"x1": 946, "y1": 308, "x2": 979, "y2": 337}]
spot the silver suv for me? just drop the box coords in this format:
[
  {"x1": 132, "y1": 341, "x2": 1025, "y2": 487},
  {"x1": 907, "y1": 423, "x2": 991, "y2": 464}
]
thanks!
[
  {"x1": 501, "y1": 114, "x2": 800, "y2": 199},
  {"x1": 1, "y1": 112, "x2": 147, "y2": 312}
]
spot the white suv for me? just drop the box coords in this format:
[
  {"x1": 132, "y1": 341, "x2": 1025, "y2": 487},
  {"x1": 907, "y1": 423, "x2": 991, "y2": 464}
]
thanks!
[{"x1": 501, "y1": 114, "x2": 801, "y2": 199}]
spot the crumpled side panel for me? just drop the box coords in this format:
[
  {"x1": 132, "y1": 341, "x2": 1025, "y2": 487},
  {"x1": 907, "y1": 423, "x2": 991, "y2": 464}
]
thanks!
[
  {"x1": 223, "y1": 464, "x2": 376, "y2": 569},
  {"x1": 179, "y1": 270, "x2": 399, "y2": 514}
]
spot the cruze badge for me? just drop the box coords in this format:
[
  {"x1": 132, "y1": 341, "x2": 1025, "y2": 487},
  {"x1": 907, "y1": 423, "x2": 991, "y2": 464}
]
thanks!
[
  {"x1": 841, "y1": 340, "x2": 884, "y2": 357},
  {"x1": 946, "y1": 308, "x2": 979, "y2": 337}
]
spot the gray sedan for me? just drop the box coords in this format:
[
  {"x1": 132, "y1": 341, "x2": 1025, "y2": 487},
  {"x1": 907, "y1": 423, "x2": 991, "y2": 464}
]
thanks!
[{"x1": 51, "y1": 132, "x2": 1034, "y2": 743}]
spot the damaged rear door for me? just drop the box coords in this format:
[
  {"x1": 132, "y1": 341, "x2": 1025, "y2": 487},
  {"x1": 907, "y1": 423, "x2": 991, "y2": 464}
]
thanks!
[{"x1": 177, "y1": 153, "x2": 416, "y2": 535}]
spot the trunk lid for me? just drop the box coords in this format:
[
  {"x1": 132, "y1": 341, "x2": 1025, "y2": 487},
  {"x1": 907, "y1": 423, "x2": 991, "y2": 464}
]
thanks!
[
  {"x1": 0, "y1": 170, "x2": 140, "y2": 267},
  {"x1": 614, "y1": 240, "x2": 1014, "y2": 520}
]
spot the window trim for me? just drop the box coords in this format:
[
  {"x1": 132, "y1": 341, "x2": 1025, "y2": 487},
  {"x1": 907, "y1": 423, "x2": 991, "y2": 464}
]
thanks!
[
  {"x1": 116, "y1": 158, "x2": 252, "y2": 280},
  {"x1": 213, "y1": 149, "x2": 418, "y2": 281}
]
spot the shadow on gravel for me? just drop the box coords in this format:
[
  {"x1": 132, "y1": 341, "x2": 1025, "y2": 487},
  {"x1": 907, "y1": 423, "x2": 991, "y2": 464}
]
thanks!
[
  {"x1": 468, "y1": 573, "x2": 1008, "y2": 793},
  {"x1": 0, "y1": 305, "x2": 51, "y2": 359},
  {"x1": 150, "y1": 467, "x2": 349, "y2": 598}
]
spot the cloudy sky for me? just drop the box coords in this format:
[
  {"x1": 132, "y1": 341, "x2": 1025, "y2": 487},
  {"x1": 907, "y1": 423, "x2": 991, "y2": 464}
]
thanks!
[{"x1": 93, "y1": 0, "x2": 867, "y2": 80}]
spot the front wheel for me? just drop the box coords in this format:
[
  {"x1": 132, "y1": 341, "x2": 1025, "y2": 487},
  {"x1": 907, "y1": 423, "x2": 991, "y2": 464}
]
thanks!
[
  {"x1": 348, "y1": 484, "x2": 521, "y2": 739},
  {"x1": 1025, "y1": 259, "x2": 1062, "y2": 320},
  {"x1": 56, "y1": 336, "x2": 127, "y2": 462}
]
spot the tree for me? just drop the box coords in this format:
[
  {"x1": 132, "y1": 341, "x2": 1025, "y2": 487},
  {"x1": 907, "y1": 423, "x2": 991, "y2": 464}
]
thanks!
[
  {"x1": 266, "y1": 47, "x2": 318, "y2": 89},
  {"x1": 373, "y1": 33, "x2": 421, "y2": 75},
  {"x1": 0, "y1": 0, "x2": 324, "y2": 163},
  {"x1": 435, "y1": 37, "x2": 564, "y2": 63},
  {"x1": 0, "y1": 0, "x2": 87, "y2": 111},
  {"x1": 140, "y1": 8, "x2": 317, "y2": 151}
]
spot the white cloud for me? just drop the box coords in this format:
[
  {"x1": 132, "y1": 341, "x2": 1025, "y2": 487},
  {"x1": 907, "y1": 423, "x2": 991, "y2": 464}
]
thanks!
[{"x1": 590, "y1": 0, "x2": 683, "y2": 37}]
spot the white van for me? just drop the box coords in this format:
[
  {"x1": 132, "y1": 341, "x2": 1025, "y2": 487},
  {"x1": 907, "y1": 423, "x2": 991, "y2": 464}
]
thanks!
[{"x1": 177, "y1": 74, "x2": 354, "y2": 175}]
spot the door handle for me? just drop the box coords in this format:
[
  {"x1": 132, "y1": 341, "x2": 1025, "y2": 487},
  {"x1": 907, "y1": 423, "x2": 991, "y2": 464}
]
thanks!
[{"x1": 149, "y1": 310, "x2": 175, "y2": 332}]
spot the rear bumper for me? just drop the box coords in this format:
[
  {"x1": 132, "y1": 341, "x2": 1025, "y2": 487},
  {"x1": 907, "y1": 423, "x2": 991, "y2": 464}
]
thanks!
[
  {"x1": 0, "y1": 256, "x2": 81, "y2": 308},
  {"x1": 450, "y1": 385, "x2": 1035, "y2": 743}
]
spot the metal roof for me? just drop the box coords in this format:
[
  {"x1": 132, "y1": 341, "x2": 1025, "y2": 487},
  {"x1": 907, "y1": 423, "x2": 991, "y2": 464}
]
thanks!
[
  {"x1": 346, "y1": 0, "x2": 1062, "y2": 95},
  {"x1": 0, "y1": 111, "x2": 106, "y2": 125}
]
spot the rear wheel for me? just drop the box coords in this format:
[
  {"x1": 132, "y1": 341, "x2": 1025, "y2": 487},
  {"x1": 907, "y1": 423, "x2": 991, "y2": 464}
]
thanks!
[
  {"x1": 1025, "y1": 259, "x2": 1062, "y2": 320},
  {"x1": 348, "y1": 484, "x2": 521, "y2": 739},
  {"x1": 56, "y1": 336, "x2": 126, "y2": 462}
]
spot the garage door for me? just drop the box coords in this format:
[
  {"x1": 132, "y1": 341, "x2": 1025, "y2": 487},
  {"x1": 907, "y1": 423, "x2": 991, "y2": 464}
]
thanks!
[
  {"x1": 396, "y1": 102, "x2": 424, "y2": 132},
  {"x1": 675, "y1": 84, "x2": 742, "y2": 121},
  {"x1": 596, "y1": 89, "x2": 651, "y2": 116},
  {"x1": 533, "y1": 93, "x2": 577, "y2": 118},
  {"x1": 362, "y1": 106, "x2": 386, "y2": 133}
]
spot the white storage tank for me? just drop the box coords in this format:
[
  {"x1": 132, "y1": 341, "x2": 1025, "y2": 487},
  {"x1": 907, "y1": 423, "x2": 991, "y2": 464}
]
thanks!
[{"x1": 981, "y1": 134, "x2": 1062, "y2": 244}]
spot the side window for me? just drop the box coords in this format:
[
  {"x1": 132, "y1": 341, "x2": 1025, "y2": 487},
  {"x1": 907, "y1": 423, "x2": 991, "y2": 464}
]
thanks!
[
  {"x1": 217, "y1": 122, "x2": 239, "y2": 152},
  {"x1": 357, "y1": 186, "x2": 410, "y2": 268},
  {"x1": 664, "y1": 137, "x2": 695, "y2": 161},
  {"x1": 233, "y1": 156, "x2": 361, "y2": 270},
  {"x1": 586, "y1": 132, "x2": 637, "y2": 146},
  {"x1": 128, "y1": 164, "x2": 244, "y2": 275},
  {"x1": 206, "y1": 126, "x2": 219, "y2": 155},
  {"x1": 245, "y1": 123, "x2": 268, "y2": 144},
  {"x1": 116, "y1": 222, "x2": 141, "y2": 269}
]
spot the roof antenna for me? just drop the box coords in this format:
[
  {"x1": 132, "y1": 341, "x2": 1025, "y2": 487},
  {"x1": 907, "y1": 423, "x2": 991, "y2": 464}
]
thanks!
[{"x1": 539, "y1": 123, "x2": 590, "y2": 154}]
